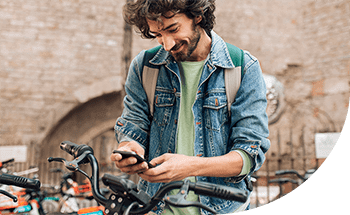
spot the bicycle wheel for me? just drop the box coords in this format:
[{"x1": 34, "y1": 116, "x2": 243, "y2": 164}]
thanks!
[{"x1": 41, "y1": 199, "x2": 59, "y2": 214}]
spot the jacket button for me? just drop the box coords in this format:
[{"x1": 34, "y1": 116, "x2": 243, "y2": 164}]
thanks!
[
  {"x1": 173, "y1": 88, "x2": 176, "y2": 93},
  {"x1": 168, "y1": 150, "x2": 172, "y2": 153}
]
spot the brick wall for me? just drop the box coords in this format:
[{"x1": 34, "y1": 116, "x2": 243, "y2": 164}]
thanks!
[
  {"x1": 0, "y1": 0, "x2": 349, "y2": 172},
  {"x1": 0, "y1": 0, "x2": 124, "y2": 145}
]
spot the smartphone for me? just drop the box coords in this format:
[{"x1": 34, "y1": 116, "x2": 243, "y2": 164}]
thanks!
[{"x1": 112, "y1": 150, "x2": 155, "y2": 168}]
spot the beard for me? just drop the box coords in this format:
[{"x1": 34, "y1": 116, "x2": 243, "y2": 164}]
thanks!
[{"x1": 170, "y1": 23, "x2": 201, "y2": 62}]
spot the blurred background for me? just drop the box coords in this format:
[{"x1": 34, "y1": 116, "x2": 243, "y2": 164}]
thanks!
[{"x1": 0, "y1": 0, "x2": 349, "y2": 209}]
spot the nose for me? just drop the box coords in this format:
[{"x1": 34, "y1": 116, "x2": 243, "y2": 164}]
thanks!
[{"x1": 159, "y1": 35, "x2": 175, "y2": 52}]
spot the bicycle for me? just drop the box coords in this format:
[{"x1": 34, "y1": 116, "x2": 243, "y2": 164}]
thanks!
[
  {"x1": 49, "y1": 167, "x2": 108, "y2": 213},
  {"x1": 0, "y1": 159, "x2": 15, "y2": 174},
  {"x1": 0, "y1": 171, "x2": 41, "y2": 214},
  {"x1": 268, "y1": 168, "x2": 316, "y2": 199},
  {"x1": 48, "y1": 141, "x2": 248, "y2": 215}
]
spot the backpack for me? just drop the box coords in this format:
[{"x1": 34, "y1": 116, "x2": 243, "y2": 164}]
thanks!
[{"x1": 142, "y1": 43, "x2": 244, "y2": 117}]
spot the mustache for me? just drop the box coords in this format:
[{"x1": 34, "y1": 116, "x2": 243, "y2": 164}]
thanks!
[{"x1": 170, "y1": 41, "x2": 186, "y2": 52}]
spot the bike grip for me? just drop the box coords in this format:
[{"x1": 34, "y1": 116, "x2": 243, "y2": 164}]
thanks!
[
  {"x1": 193, "y1": 182, "x2": 248, "y2": 203},
  {"x1": 60, "y1": 141, "x2": 94, "y2": 158},
  {"x1": 0, "y1": 173, "x2": 41, "y2": 190},
  {"x1": 2, "y1": 158, "x2": 15, "y2": 165},
  {"x1": 60, "y1": 141, "x2": 79, "y2": 155}
]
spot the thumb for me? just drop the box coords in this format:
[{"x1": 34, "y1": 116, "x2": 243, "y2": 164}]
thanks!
[{"x1": 150, "y1": 153, "x2": 169, "y2": 166}]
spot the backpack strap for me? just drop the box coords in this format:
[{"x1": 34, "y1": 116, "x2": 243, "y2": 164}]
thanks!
[
  {"x1": 142, "y1": 45, "x2": 162, "y2": 117},
  {"x1": 142, "y1": 44, "x2": 244, "y2": 117},
  {"x1": 225, "y1": 43, "x2": 244, "y2": 117}
]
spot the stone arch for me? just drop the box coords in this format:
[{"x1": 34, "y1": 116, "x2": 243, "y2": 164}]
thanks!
[
  {"x1": 39, "y1": 90, "x2": 124, "y2": 164},
  {"x1": 37, "y1": 90, "x2": 125, "y2": 184}
]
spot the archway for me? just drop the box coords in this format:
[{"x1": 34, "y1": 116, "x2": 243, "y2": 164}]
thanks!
[{"x1": 39, "y1": 91, "x2": 125, "y2": 184}]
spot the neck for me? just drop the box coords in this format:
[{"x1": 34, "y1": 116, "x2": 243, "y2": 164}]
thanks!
[{"x1": 187, "y1": 29, "x2": 211, "y2": 62}]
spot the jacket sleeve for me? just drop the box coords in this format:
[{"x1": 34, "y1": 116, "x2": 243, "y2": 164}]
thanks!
[
  {"x1": 114, "y1": 50, "x2": 151, "y2": 150},
  {"x1": 228, "y1": 51, "x2": 270, "y2": 181}
]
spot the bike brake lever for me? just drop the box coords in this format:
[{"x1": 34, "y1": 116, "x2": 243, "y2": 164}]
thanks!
[
  {"x1": 47, "y1": 151, "x2": 91, "y2": 175},
  {"x1": 48, "y1": 157, "x2": 76, "y2": 171},
  {"x1": 163, "y1": 179, "x2": 217, "y2": 214},
  {"x1": 48, "y1": 157, "x2": 67, "y2": 163},
  {"x1": 48, "y1": 151, "x2": 89, "y2": 171},
  {"x1": 0, "y1": 190, "x2": 18, "y2": 202}
]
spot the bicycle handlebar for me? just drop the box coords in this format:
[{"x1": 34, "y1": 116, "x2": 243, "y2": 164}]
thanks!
[
  {"x1": 0, "y1": 173, "x2": 41, "y2": 190},
  {"x1": 0, "y1": 158, "x2": 15, "y2": 166},
  {"x1": 268, "y1": 178, "x2": 298, "y2": 185},
  {"x1": 60, "y1": 141, "x2": 94, "y2": 163},
  {"x1": 49, "y1": 141, "x2": 249, "y2": 215},
  {"x1": 275, "y1": 169, "x2": 307, "y2": 181}
]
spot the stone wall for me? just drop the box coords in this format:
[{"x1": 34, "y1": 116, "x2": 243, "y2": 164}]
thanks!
[
  {"x1": 0, "y1": 0, "x2": 349, "y2": 172},
  {"x1": 0, "y1": 0, "x2": 125, "y2": 145}
]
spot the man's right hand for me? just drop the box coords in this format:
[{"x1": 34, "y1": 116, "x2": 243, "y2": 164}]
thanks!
[{"x1": 110, "y1": 141, "x2": 149, "y2": 174}]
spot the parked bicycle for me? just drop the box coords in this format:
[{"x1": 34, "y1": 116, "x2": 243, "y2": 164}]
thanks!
[
  {"x1": 48, "y1": 141, "x2": 248, "y2": 215},
  {"x1": 0, "y1": 159, "x2": 15, "y2": 172},
  {"x1": 0, "y1": 171, "x2": 41, "y2": 214},
  {"x1": 49, "y1": 167, "x2": 108, "y2": 213},
  {"x1": 268, "y1": 168, "x2": 316, "y2": 199}
]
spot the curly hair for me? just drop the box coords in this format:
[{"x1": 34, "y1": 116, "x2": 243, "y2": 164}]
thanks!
[{"x1": 123, "y1": 0, "x2": 216, "y2": 38}]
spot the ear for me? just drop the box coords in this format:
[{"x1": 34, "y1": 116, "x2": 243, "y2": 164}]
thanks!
[{"x1": 194, "y1": 16, "x2": 202, "y2": 24}]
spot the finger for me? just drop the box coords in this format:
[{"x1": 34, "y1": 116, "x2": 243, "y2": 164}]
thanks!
[
  {"x1": 149, "y1": 153, "x2": 170, "y2": 168},
  {"x1": 139, "y1": 172, "x2": 174, "y2": 183},
  {"x1": 122, "y1": 162, "x2": 149, "y2": 175},
  {"x1": 119, "y1": 141, "x2": 145, "y2": 157},
  {"x1": 110, "y1": 153, "x2": 122, "y2": 162},
  {"x1": 111, "y1": 145, "x2": 132, "y2": 162},
  {"x1": 118, "y1": 156, "x2": 138, "y2": 167}
]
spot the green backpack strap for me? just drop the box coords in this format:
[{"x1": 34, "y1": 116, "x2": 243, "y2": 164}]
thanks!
[{"x1": 225, "y1": 43, "x2": 244, "y2": 117}]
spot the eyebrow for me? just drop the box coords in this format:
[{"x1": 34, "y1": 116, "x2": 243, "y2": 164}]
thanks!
[{"x1": 149, "y1": 23, "x2": 178, "y2": 35}]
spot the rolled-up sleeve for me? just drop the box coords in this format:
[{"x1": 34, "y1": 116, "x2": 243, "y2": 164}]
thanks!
[{"x1": 228, "y1": 51, "x2": 270, "y2": 181}]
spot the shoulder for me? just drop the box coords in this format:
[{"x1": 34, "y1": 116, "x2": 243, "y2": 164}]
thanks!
[
  {"x1": 241, "y1": 51, "x2": 264, "y2": 83},
  {"x1": 243, "y1": 50, "x2": 259, "y2": 71}
]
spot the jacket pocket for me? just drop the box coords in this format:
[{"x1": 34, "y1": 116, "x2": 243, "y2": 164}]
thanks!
[
  {"x1": 153, "y1": 91, "x2": 175, "y2": 127},
  {"x1": 203, "y1": 94, "x2": 229, "y2": 131}
]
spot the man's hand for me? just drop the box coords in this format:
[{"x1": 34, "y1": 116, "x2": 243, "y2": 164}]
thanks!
[
  {"x1": 110, "y1": 141, "x2": 149, "y2": 175},
  {"x1": 139, "y1": 153, "x2": 197, "y2": 183},
  {"x1": 139, "y1": 151, "x2": 244, "y2": 183}
]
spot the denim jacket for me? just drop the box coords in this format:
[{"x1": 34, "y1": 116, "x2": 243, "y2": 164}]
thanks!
[{"x1": 114, "y1": 31, "x2": 270, "y2": 214}]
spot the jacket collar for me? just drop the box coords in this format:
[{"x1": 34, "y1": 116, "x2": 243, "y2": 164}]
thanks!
[{"x1": 149, "y1": 31, "x2": 234, "y2": 69}]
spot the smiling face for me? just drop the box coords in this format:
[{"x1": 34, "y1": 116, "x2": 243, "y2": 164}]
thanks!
[{"x1": 147, "y1": 13, "x2": 210, "y2": 62}]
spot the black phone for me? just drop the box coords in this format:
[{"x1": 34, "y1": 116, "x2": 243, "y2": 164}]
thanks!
[{"x1": 112, "y1": 150, "x2": 155, "y2": 168}]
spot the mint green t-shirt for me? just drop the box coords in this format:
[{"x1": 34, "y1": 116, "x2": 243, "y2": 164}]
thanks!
[
  {"x1": 162, "y1": 61, "x2": 251, "y2": 215},
  {"x1": 162, "y1": 61, "x2": 204, "y2": 215}
]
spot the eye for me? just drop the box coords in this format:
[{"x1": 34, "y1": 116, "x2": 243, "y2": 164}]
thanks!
[
  {"x1": 150, "y1": 32, "x2": 161, "y2": 38},
  {"x1": 169, "y1": 27, "x2": 179, "y2": 33}
]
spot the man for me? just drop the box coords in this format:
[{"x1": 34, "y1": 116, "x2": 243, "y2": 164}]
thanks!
[{"x1": 111, "y1": 0, "x2": 270, "y2": 214}]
